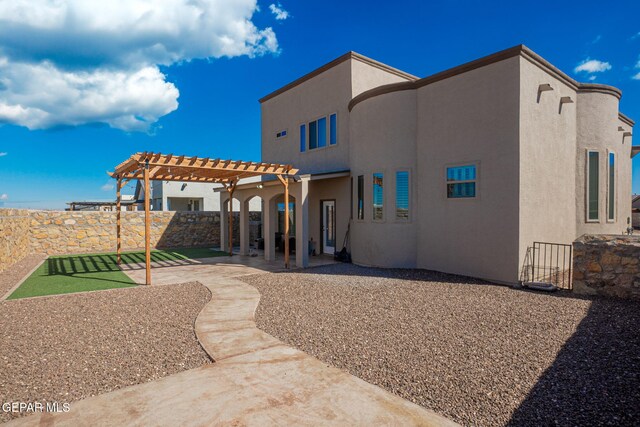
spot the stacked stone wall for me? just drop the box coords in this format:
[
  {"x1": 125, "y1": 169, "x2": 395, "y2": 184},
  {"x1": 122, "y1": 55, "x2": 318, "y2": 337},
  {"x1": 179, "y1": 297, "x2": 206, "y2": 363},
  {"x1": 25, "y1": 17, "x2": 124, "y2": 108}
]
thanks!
[
  {"x1": 573, "y1": 235, "x2": 640, "y2": 300},
  {"x1": 0, "y1": 209, "x2": 263, "y2": 272},
  {"x1": 0, "y1": 209, "x2": 31, "y2": 272}
]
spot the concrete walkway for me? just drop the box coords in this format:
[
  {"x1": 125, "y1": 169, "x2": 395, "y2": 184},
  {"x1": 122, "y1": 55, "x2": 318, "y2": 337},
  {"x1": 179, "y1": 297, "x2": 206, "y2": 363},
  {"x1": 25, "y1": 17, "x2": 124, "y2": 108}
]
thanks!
[{"x1": 8, "y1": 256, "x2": 457, "y2": 426}]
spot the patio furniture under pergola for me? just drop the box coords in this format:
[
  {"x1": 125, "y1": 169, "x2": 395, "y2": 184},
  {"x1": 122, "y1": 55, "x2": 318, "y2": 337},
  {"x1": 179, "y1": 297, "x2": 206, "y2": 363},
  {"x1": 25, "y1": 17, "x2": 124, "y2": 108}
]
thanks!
[{"x1": 109, "y1": 152, "x2": 298, "y2": 285}]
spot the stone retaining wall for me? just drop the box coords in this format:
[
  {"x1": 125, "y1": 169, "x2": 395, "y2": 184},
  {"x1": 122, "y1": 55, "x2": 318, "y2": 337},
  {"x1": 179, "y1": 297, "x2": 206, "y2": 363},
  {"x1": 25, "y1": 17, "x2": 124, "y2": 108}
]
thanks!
[
  {"x1": 0, "y1": 209, "x2": 262, "y2": 272},
  {"x1": 0, "y1": 209, "x2": 31, "y2": 272},
  {"x1": 573, "y1": 235, "x2": 640, "y2": 300}
]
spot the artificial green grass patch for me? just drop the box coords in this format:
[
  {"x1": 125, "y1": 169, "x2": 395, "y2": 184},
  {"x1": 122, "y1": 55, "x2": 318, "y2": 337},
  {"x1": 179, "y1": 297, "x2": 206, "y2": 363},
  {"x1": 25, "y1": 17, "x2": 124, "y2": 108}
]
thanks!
[{"x1": 7, "y1": 247, "x2": 226, "y2": 300}]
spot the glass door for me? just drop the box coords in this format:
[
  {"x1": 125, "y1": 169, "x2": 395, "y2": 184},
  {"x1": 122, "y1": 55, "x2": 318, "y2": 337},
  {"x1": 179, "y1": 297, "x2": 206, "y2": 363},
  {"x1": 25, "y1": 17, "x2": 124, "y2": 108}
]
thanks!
[{"x1": 322, "y1": 200, "x2": 335, "y2": 254}]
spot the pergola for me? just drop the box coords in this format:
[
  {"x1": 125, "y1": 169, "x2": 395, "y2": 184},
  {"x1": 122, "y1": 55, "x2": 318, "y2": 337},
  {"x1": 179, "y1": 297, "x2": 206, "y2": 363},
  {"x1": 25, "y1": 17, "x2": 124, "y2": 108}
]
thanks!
[{"x1": 109, "y1": 152, "x2": 299, "y2": 285}]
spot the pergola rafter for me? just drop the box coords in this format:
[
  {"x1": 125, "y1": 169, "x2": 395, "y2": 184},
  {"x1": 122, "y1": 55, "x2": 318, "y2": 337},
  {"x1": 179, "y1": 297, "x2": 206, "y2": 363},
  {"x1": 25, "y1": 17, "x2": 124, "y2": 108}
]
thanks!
[{"x1": 109, "y1": 152, "x2": 298, "y2": 285}]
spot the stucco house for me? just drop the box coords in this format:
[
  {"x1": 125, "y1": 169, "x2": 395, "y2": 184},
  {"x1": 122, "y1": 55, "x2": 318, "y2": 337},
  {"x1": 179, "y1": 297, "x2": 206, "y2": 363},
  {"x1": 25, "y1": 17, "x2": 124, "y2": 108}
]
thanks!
[
  {"x1": 136, "y1": 180, "x2": 261, "y2": 212},
  {"x1": 221, "y1": 45, "x2": 638, "y2": 285}
]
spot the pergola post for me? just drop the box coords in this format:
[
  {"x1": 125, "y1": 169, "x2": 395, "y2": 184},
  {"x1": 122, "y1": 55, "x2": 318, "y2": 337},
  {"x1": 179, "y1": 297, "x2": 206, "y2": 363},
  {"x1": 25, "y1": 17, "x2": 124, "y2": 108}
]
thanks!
[
  {"x1": 226, "y1": 180, "x2": 237, "y2": 256},
  {"x1": 277, "y1": 175, "x2": 290, "y2": 269},
  {"x1": 143, "y1": 159, "x2": 151, "y2": 285},
  {"x1": 116, "y1": 175, "x2": 122, "y2": 265}
]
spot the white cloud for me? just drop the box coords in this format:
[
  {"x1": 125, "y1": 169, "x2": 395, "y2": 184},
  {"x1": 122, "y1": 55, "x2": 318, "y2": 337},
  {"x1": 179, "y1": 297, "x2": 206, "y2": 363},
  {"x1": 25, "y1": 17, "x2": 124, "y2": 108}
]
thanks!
[
  {"x1": 633, "y1": 72, "x2": 640, "y2": 80},
  {"x1": 101, "y1": 182, "x2": 114, "y2": 192},
  {"x1": 588, "y1": 75, "x2": 597, "y2": 81},
  {"x1": 0, "y1": 152, "x2": 6, "y2": 156},
  {"x1": 269, "y1": 3, "x2": 289, "y2": 20},
  {"x1": 0, "y1": 0, "x2": 280, "y2": 132},
  {"x1": 0, "y1": 193, "x2": 7, "y2": 200},
  {"x1": 0, "y1": 61, "x2": 179, "y2": 131},
  {"x1": 574, "y1": 58, "x2": 612, "y2": 74}
]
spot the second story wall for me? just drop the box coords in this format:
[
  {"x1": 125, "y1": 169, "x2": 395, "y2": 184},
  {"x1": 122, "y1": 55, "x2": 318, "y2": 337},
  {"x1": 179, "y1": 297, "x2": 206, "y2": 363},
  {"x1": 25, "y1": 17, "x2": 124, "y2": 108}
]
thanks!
[
  {"x1": 518, "y1": 55, "x2": 578, "y2": 269},
  {"x1": 261, "y1": 59, "x2": 352, "y2": 174},
  {"x1": 260, "y1": 54, "x2": 415, "y2": 174}
]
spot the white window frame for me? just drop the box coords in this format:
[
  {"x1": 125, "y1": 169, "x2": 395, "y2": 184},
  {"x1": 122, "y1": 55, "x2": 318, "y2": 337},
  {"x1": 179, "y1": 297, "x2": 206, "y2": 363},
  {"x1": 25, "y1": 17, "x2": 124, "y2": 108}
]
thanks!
[
  {"x1": 355, "y1": 173, "x2": 365, "y2": 222},
  {"x1": 607, "y1": 150, "x2": 616, "y2": 223},
  {"x1": 301, "y1": 112, "x2": 338, "y2": 153},
  {"x1": 586, "y1": 149, "x2": 600, "y2": 223},
  {"x1": 372, "y1": 171, "x2": 385, "y2": 222},
  {"x1": 298, "y1": 122, "x2": 306, "y2": 152},
  {"x1": 445, "y1": 162, "x2": 479, "y2": 200},
  {"x1": 394, "y1": 169, "x2": 411, "y2": 222}
]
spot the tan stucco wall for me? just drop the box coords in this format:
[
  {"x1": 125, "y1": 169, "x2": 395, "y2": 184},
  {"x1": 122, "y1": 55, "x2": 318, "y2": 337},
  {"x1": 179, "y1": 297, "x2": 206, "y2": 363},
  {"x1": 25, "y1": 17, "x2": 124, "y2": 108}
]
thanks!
[
  {"x1": 416, "y1": 57, "x2": 521, "y2": 283},
  {"x1": 350, "y1": 58, "x2": 413, "y2": 98},
  {"x1": 261, "y1": 57, "x2": 413, "y2": 175},
  {"x1": 518, "y1": 57, "x2": 578, "y2": 277},
  {"x1": 308, "y1": 177, "x2": 351, "y2": 255},
  {"x1": 261, "y1": 60, "x2": 352, "y2": 174},
  {"x1": 349, "y1": 89, "x2": 418, "y2": 268},
  {"x1": 260, "y1": 49, "x2": 634, "y2": 284},
  {"x1": 576, "y1": 92, "x2": 632, "y2": 236}
]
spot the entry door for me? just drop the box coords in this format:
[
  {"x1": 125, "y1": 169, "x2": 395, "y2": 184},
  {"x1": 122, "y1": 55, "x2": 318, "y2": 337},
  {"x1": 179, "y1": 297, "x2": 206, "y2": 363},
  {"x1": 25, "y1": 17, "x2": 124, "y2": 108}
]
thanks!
[{"x1": 322, "y1": 200, "x2": 336, "y2": 254}]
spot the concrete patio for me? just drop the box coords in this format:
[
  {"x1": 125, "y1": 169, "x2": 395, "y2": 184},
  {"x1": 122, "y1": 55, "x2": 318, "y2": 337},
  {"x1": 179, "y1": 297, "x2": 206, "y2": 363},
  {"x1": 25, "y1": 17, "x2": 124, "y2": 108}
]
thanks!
[{"x1": 7, "y1": 255, "x2": 457, "y2": 426}]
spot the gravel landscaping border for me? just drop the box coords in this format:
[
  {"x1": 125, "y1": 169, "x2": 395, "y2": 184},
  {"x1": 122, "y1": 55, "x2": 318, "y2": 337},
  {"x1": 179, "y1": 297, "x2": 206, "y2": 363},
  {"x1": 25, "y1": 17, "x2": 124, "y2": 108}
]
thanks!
[
  {"x1": 0, "y1": 282, "x2": 212, "y2": 423},
  {"x1": 243, "y1": 263, "x2": 640, "y2": 427},
  {"x1": 0, "y1": 254, "x2": 47, "y2": 300}
]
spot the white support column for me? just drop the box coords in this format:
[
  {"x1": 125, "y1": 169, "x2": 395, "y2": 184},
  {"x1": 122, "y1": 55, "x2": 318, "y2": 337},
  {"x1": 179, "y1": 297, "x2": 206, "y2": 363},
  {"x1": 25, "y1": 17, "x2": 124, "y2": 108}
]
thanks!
[
  {"x1": 263, "y1": 197, "x2": 276, "y2": 261},
  {"x1": 239, "y1": 197, "x2": 250, "y2": 256},
  {"x1": 220, "y1": 193, "x2": 228, "y2": 253},
  {"x1": 295, "y1": 176, "x2": 310, "y2": 268}
]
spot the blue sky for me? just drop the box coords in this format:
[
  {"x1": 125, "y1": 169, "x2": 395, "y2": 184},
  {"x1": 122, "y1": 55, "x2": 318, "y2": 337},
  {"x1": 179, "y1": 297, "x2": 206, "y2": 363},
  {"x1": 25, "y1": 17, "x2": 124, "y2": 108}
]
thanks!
[{"x1": 0, "y1": 0, "x2": 639, "y2": 209}]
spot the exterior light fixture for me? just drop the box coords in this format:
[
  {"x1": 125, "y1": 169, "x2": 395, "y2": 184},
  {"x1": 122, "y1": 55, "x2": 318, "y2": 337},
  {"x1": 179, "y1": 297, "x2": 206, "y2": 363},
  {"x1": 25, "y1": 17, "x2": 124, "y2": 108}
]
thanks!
[
  {"x1": 257, "y1": 184, "x2": 264, "y2": 189},
  {"x1": 618, "y1": 126, "x2": 625, "y2": 131}
]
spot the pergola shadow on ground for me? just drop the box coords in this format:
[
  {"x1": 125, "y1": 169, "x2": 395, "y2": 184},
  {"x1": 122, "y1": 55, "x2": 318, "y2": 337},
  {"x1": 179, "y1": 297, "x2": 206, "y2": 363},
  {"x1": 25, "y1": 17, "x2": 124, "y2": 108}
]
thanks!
[
  {"x1": 120, "y1": 252, "x2": 338, "y2": 283},
  {"x1": 109, "y1": 152, "x2": 299, "y2": 285}
]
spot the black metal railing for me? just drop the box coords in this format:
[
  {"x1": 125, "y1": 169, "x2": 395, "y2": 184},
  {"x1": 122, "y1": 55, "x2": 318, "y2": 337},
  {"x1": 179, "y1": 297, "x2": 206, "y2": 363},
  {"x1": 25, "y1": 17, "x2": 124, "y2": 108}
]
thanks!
[{"x1": 521, "y1": 242, "x2": 573, "y2": 290}]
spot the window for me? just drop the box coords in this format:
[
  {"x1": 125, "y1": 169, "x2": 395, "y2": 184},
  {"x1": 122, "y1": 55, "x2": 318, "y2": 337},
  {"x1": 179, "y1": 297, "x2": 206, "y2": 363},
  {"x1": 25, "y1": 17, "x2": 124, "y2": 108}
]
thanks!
[
  {"x1": 309, "y1": 121, "x2": 317, "y2": 149},
  {"x1": 608, "y1": 152, "x2": 615, "y2": 221},
  {"x1": 373, "y1": 173, "x2": 384, "y2": 220},
  {"x1": 276, "y1": 129, "x2": 287, "y2": 139},
  {"x1": 357, "y1": 175, "x2": 364, "y2": 220},
  {"x1": 330, "y1": 114, "x2": 337, "y2": 145},
  {"x1": 396, "y1": 171, "x2": 409, "y2": 219},
  {"x1": 317, "y1": 117, "x2": 327, "y2": 148},
  {"x1": 587, "y1": 151, "x2": 599, "y2": 221},
  {"x1": 350, "y1": 177, "x2": 353, "y2": 220},
  {"x1": 299, "y1": 124, "x2": 306, "y2": 152},
  {"x1": 301, "y1": 114, "x2": 337, "y2": 151},
  {"x1": 446, "y1": 165, "x2": 476, "y2": 198}
]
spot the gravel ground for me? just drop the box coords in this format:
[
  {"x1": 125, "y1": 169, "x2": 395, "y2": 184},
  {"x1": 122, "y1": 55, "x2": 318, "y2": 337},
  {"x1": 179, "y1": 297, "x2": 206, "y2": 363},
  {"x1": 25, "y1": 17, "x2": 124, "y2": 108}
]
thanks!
[
  {"x1": 0, "y1": 254, "x2": 46, "y2": 299},
  {"x1": 243, "y1": 263, "x2": 640, "y2": 427},
  {"x1": 0, "y1": 282, "x2": 212, "y2": 423}
]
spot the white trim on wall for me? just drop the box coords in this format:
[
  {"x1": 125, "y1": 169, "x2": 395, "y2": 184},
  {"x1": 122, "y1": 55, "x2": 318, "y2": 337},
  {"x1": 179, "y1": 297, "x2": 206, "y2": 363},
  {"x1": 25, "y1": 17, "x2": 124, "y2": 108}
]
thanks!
[{"x1": 585, "y1": 149, "x2": 600, "y2": 223}]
